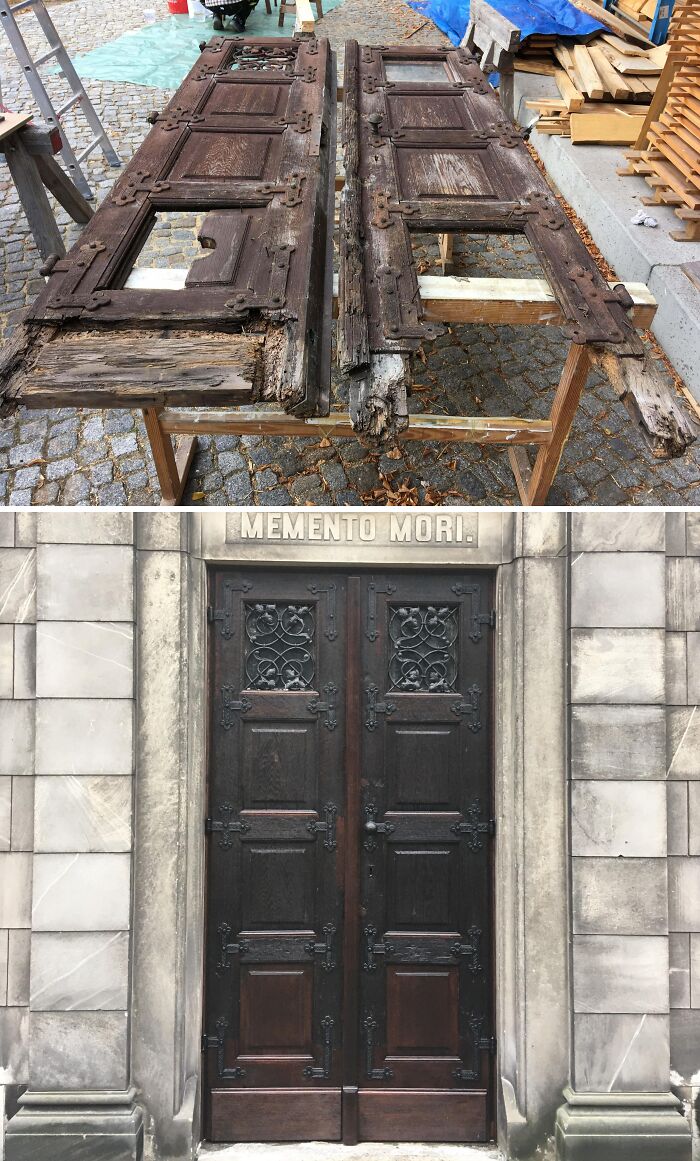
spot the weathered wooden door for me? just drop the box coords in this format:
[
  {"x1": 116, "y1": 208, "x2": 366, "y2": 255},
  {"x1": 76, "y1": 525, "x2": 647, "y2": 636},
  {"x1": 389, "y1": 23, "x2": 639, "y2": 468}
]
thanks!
[{"x1": 205, "y1": 569, "x2": 494, "y2": 1144}]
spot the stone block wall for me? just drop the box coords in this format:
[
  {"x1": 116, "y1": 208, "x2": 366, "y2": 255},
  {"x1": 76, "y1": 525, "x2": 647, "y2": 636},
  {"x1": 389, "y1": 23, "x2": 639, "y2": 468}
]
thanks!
[{"x1": 667, "y1": 512, "x2": 700, "y2": 1159}]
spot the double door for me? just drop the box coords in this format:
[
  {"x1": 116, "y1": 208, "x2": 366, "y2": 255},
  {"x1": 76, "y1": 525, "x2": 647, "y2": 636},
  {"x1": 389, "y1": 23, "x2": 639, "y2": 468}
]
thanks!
[{"x1": 204, "y1": 569, "x2": 494, "y2": 1143}]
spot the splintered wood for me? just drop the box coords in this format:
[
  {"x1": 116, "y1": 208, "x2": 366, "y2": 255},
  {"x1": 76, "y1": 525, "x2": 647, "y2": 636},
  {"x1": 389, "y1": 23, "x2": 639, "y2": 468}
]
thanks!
[{"x1": 619, "y1": 0, "x2": 700, "y2": 240}]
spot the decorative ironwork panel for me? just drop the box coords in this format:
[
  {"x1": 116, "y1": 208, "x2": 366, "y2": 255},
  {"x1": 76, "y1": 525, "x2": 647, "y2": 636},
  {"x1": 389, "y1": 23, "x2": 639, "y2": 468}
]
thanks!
[
  {"x1": 244, "y1": 602, "x2": 315, "y2": 690},
  {"x1": 387, "y1": 604, "x2": 459, "y2": 693}
]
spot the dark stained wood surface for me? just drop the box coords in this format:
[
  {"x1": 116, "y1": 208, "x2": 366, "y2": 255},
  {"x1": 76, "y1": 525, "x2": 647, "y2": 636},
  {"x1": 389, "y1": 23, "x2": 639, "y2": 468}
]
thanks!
[{"x1": 205, "y1": 568, "x2": 495, "y2": 1145}]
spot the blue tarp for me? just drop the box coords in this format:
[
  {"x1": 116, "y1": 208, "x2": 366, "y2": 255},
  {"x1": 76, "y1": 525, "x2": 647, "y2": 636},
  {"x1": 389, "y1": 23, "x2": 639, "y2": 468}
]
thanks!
[{"x1": 408, "y1": 0, "x2": 604, "y2": 48}]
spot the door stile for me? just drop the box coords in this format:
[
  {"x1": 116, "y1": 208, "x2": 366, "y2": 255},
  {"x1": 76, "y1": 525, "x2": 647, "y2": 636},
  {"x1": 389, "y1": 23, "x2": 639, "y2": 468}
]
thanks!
[{"x1": 341, "y1": 575, "x2": 362, "y2": 1145}]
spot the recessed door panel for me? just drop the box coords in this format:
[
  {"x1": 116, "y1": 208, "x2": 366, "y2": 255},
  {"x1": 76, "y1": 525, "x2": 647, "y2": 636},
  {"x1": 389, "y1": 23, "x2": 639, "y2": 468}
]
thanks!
[{"x1": 205, "y1": 567, "x2": 494, "y2": 1145}]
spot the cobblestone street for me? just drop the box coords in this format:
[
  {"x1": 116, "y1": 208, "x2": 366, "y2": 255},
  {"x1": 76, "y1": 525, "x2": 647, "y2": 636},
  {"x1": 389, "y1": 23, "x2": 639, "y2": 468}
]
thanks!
[{"x1": 0, "y1": 0, "x2": 699, "y2": 505}]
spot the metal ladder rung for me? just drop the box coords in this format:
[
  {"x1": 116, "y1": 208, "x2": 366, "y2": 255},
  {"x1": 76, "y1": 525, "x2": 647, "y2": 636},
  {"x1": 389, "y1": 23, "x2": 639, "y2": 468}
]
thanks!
[
  {"x1": 7, "y1": 0, "x2": 36, "y2": 12},
  {"x1": 32, "y1": 44, "x2": 58, "y2": 66},
  {"x1": 56, "y1": 92, "x2": 81, "y2": 116},
  {"x1": 75, "y1": 134, "x2": 102, "y2": 163}
]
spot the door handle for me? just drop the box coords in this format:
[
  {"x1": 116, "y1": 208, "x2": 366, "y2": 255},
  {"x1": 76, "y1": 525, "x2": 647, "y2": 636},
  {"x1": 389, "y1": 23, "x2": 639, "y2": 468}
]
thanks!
[{"x1": 363, "y1": 803, "x2": 395, "y2": 850}]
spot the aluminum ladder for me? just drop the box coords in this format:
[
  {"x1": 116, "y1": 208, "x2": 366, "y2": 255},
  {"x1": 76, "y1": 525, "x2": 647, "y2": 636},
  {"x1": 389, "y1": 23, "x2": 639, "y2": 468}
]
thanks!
[{"x1": 0, "y1": 0, "x2": 120, "y2": 198}]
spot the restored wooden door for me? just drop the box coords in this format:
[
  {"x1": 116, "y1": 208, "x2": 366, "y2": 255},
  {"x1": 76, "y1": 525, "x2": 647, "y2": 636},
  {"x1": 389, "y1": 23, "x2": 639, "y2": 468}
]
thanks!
[{"x1": 204, "y1": 569, "x2": 494, "y2": 1144}]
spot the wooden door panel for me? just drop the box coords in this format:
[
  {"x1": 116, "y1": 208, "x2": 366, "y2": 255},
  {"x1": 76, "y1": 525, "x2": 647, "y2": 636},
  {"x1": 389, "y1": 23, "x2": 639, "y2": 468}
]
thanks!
[
  {"x1": 394, "y1": 147, "x2": 497, "y2": 200},
  {"x1": 240, "y1": 966, "x2": 313, "y2": 1054},
  {"x1": 358, "y1": 1091, "x2": 487, "y2": 1142},
  {"x1": 386, "y1": 967, "x2": 460, "y2": 1054},
  {"x1": 240, "y1": 722, "x2": 315, "y2": 808},
  {"x1": 210, "y1": 1090, "x2": 342, "y2": 1143}
]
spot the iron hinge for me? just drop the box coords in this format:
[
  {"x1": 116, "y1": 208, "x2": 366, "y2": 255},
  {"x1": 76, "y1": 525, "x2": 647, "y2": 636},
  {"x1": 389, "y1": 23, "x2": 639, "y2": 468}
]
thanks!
[{"x1": 205, "y1": 802, "x2": 250, "y2": 848}]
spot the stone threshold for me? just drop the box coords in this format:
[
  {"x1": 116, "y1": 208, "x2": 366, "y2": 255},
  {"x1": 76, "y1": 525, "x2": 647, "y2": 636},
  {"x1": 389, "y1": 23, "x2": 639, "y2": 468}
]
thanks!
[{"x1": 198, "y1": 1144, "x2": 503, "y2": 1160}]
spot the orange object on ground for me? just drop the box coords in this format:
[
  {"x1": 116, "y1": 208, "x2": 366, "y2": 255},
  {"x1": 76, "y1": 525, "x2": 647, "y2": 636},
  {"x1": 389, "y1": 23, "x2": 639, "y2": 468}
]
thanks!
[{"x1": 167, "y1": 0, "x2": 189, "y2": 13}]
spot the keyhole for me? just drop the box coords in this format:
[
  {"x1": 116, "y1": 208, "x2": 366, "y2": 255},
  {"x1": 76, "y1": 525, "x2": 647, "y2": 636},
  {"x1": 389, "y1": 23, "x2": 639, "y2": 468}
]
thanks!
[{"x1": 369, "y1": 865, "x2": 374, "y2": 878}]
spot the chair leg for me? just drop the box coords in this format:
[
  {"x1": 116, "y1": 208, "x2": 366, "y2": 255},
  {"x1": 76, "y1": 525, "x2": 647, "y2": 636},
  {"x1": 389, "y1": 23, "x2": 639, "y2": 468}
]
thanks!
[
  {"x1": 315, "y1": 0, "x2": 323, "y2": 14},
  {"x1": 264, "y1": 0, "x2": 271, "y2": 12},
  {"x1": 278, "y1": 1, "x2": 285, "y2": 25}
]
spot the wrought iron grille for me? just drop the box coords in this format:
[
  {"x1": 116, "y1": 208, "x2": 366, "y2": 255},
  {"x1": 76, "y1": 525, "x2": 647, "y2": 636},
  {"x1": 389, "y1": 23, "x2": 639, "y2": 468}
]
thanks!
[
  {"x1": 244, "y1": 602, "x2": 315, "y2": 690},
  {"x1": 387, "y1": 604, "x2": 459, "y2": 693}
]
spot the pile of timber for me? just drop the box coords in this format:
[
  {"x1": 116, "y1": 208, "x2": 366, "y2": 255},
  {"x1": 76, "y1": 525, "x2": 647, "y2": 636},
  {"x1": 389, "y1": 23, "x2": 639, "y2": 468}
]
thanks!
[
  {"x1": 519, "y1": 33, "x2": 669, "y2": 142},
  {"x1": 619, "y1": 0, "x2": 700, "y2": 240}
]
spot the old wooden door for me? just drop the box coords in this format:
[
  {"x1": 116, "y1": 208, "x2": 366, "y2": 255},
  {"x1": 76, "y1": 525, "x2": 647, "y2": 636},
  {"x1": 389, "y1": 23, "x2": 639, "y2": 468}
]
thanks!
[{"x1": 205, "y1": 569, "x2": 494, "y2": 1144}]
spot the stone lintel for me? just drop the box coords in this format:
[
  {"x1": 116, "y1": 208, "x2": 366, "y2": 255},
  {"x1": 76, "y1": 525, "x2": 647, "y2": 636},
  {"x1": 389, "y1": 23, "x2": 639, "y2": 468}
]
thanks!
[
  {"x1": 555, "y1": 1088, "x2": 691, "y2": 1161},
  {"x1": 5, "y1": 1088, "x2": 143, "y2": 1161}
]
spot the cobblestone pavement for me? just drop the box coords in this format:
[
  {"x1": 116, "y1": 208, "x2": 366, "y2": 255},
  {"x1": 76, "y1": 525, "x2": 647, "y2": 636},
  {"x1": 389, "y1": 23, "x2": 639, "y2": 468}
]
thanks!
[{"x1": 0, "y1": 0, "x2": 699, "y2": 506}]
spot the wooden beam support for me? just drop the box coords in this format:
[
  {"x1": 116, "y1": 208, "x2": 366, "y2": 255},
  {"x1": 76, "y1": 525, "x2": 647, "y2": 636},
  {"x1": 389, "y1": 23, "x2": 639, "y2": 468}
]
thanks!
[
  {"x1": 142, "y1": 407, "x2": 196, "y2": 506},
  {"x1": 157, "y1": 408, "x2": 553, "y2": 444},
  {"x1": 523, "y1": 342, "x2": 592, "y2": 504}
]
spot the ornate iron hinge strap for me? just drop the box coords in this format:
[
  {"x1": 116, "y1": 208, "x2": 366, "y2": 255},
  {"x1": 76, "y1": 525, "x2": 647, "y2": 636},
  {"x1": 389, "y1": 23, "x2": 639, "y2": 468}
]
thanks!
[
  {"x1": 306, "y1": 682, "x2": 338, "y2": 730},
  {"x1": 206, "y1": 801, "x2": 250, "y2": 849},
  {"x1": 202, "y1": 1017, "x2": 245, "y2": 1079},
  {"x1": 451, "y1": 583, "x2": 496, "y2": 642},
  {"x1": 221, "y1": 687, "x2": 252, "y2": 730},
  {"x1": 112, "y1": 169, "x2": 171, "y2": 206},
  {"x1": 304, "y1": 923, "x2": 336, "y2": 971},
  {"x1": 307, "y1": 582, "x2": 337, "y2": 640},
  {"x1": 451, "y1": 925, "x2": 483, "y2": 975},
  {"x1": 451, "y1": 684, "x2": 482, "y2": 733},
  {"x1": 453, "y1": 1012, "x2": 496, "y2": 1082},
  {"x1": 306, "y1": 802, "x2": 338, "y2": 849},
  {"x1": 377, "y1": 264, "x2": 443, "y2": 342},
  {"x1": 364, "y1": 683, "x2": 396, "y2": 731},
  {"x1": 216, "y1": 921, "x2": 249, "y2": 970},
  {"x1": 303, "y1": 1015, "x2": 334, "y2": 1078},
  {"x1": 208, "y1": 579, "x2": 253, "y2": 639},
  {"x1": 365, "y1": 581, "x2": 396, "y2": 641},
  {"x1": 451, "y1": 797, "x2": 495, "y2": 851},
  {"x1": 45, "y1": 241, "x2": 111, "y2": 314},
  {"x1": 364, "y1": 1015, "x2": 393, "y2": 1080},
  {"x1": 363, "y1": 803, "x2": 395, "y2": 851},
  {"x1": 362, "y1": 924, "x2": 394, "y2": 972}
]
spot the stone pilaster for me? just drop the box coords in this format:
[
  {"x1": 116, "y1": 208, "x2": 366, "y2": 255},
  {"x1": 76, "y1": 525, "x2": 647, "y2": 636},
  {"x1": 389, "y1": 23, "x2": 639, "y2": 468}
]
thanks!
[
  {"x1": 5, "y1": 513, "x2": 142, "y2": 1161},
  {"x1": 556, "y1": 511, "x2": 690, "y2": 1161}
]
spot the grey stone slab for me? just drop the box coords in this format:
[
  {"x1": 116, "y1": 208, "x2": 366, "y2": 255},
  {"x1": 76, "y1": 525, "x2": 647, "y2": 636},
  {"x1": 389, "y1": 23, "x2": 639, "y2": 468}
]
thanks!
[
  {"x1": 0, "y1": 853, "x2": 32, "y2": 927},
  {"x1": 0, "y1": 701, "x2": 34, "y2": 776},
  {"x1": 0, "y1": 513, "x2": 15, "y2": 548},
  {"x1": 687, "y1": 514, "x2": 700, "y2": 556},
  {"x1": 35, "y1": 777, "x2": 132, "y2": 853},
  {"x1": 7, "y1": 928, "x2": 30, "y2": 1006},
  {"x1": 0, "y1": 1007, "x2": 29, "y2": 1083},
  {"x1": 520, "y1": 512, "x2": 566, "y2": 558},
  {"x1": 11, "y1": 777, "x2": 34, "y2": 852},
  {"x1": 135, "y1": 513, "x2": 186, "y2": 553},
  {"x1": 669, "y1": 858, "x2": 700, "y2": 932},
  {"x1": 36, "y1": 513, "x2": 134, "y2": 545},
  {"x1": 571, "y1": 630, "x2": 666, "y2": 705},
  {"x1": 36, "y1": 699, "x2": 133, "y2": 777},
  {"x1": 571, "y1": 512, "x2": 665, "y2": 553},
  {"x1": 13, "y1": 625, "x2": 35, "y2": 700},
  {"x1": 28, "y1": 1011, "x2": 128, "y2": 1089},
  {"x1": 14, "y1": 516, "x2": 36, "y2": 550},
  {"x1": 37, "y1": 545, "x2": 134, "y2": 622},
  {"x1": 0, "y1": 549, "x2": 35, "y2": 624},
  {"x1": 573, "y1": 935, "x2": 669, "y2": 1013},
  {"x1": 30, "y1": 931, "x2": 129, "y2": 1011},
  {"x1": 688, "y1": 635, "x2": 700, "y2": 705},
  {"x1": 689, "y1": 783, "x2": 700, "y2": 857},
  {"x1": 0, "y1": 927, "x2": 7, "y2": 1005},
  {"x1": 572, "y1": 858, "x2": 667, "y2": 935},
  {"x1": 571, "y1": 553, "x2": 665, "y2": 629},
  {"x1": 36, "y1": 623, "x2": 134, "y2": 699},
  {"x1": 691, "y1": 933, "x2": 700, "y2": 1007},
  {"x1": 670, "y1": 933, "x2": 690, "y2": 1008},
  {"x1": 667, "y1": 559, "x2": 700, "y2": 632},
  {"x1": 571, "y1": 782, "x2": 666, "y2": 857},
  {"x1": 668, "y1": 782, "x2": 690, "y2": 857},
  {"x1": 32, "y1": 853, "x2": 131, "y2": 931},
  {"x1": 0, "y1": 624, "x2": 13, "y2": 698},
  {"x1": 573, "y1": 1013, "x2": 670, "y2": 1091},
  {"x1": 668, "y1": 708, "x2": 700, "y2": 779},
  {"x1": 670, "y1": 1008, "x2": 700, "y2": 1082},
  {"x1": 0, "y1": 776, "x2": 10, "y2": 851},
  {"x1": 666, "y1": 513, "x2": 688, "y2": 558},
  {"x1": 667, "y1": 634, "x2": 688, "y2": 707}
]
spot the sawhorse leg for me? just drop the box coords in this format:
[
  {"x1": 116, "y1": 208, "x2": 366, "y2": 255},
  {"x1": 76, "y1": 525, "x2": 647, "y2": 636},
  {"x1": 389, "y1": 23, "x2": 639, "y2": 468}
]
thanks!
[
  {"x1": 509, "y1": 342, "x2": 591, "y2": 505},
  {"x1": 142, "y1": 407, "x2": 197, "y2": 506},
  {"x1": 4, "y1": 134, "x2": 65, "y2": 261}
]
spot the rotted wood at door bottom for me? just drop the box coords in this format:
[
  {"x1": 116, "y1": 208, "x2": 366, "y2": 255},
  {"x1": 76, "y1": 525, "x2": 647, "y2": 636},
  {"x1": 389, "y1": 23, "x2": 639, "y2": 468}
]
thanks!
[{"x1": 204, "y1": 568, "x2": 495, "y2": 1144}]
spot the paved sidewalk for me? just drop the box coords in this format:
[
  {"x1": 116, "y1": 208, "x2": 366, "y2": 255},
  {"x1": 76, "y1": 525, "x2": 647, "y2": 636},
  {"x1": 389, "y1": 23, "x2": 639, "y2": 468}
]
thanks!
[{"x1": 0, "y1": 0, "x2": 698, "y2": 506}]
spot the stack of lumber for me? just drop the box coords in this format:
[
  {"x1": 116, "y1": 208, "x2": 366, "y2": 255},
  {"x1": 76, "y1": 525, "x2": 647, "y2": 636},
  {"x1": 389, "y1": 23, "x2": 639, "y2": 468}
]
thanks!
[
  {"x1": 619, "y1": 0, "x2": 700, "y2": 240},
  {"x1": 518, "y1": 34, "x2": 669, "y2": 142}
]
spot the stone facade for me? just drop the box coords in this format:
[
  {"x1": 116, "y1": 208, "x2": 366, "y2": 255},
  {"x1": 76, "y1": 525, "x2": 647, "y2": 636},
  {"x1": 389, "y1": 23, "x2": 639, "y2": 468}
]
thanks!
[{"x1": 0, "y1": 510, "x2": 697, "y2": 1161}]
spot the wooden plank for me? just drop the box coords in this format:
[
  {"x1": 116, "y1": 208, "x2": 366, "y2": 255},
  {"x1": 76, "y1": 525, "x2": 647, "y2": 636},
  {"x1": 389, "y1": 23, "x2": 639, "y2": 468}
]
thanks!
[
  {"x1": 570, "y1": 110, "x2": 646, "y2": 143},
  {"x1": 600, "y1": 32, "x2": 649, "y2": 55},
  {"x1": 156, "y1": 408, "x2": 554, "y2": 444},
  {"x1": 358, "y1": 1090, "x2": 488, "y2": 1143},
  {"x1": 0, "y1": 112, "x2": 33, "y2": 145},
  {"x1": 20, "y1": 331, "x2": 264, "y2": 408},
  {"x1": 592, "y1": 349, "x2": 699, "y2": 455},
  {"x1": 142, "y1": 407, "x2": 188, "y2": 506},
  {"x1": 294, "y1": 0, "x2": 315, "y2": 31},
  {"x1": 573, "y1": 45, "x2": 606, "y2": 99},
  {"x1": 338, "y1": 39, "x2": 370, "y2": 376},
  {"x1": 3, "y1": 134, "x2": 65, "y2": 261},
  {"x1": 570, "y1": 0, "x2": 652, "y2": 44},
  {"x1": 589, "y1": 45, "x2": 635, "y2": 98},
  {"x1": 525, "y1": 342, "x2": 592, "y2": 504},
  {"x1": 35, "y1": 154, "x2": 93, "y2": 225},
  {"x1": 514, "y1": 58, "x2": 558, "y2": 75},
  {"x1": 554, "y1": 67, "x2": 586, "y2": 110},
  {"x1": 609, "y1": 54, "x2": 662, "y2": 73}
]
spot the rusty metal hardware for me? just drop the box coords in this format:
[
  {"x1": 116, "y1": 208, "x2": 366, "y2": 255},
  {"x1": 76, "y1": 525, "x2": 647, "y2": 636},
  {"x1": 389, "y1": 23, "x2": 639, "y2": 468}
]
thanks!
[
  {"x1": 111, "y1": 169, "x2": 171, "y2": 205},
  {"x1": 363, "y1": 803, "x2": 395, "y2": 850}
]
